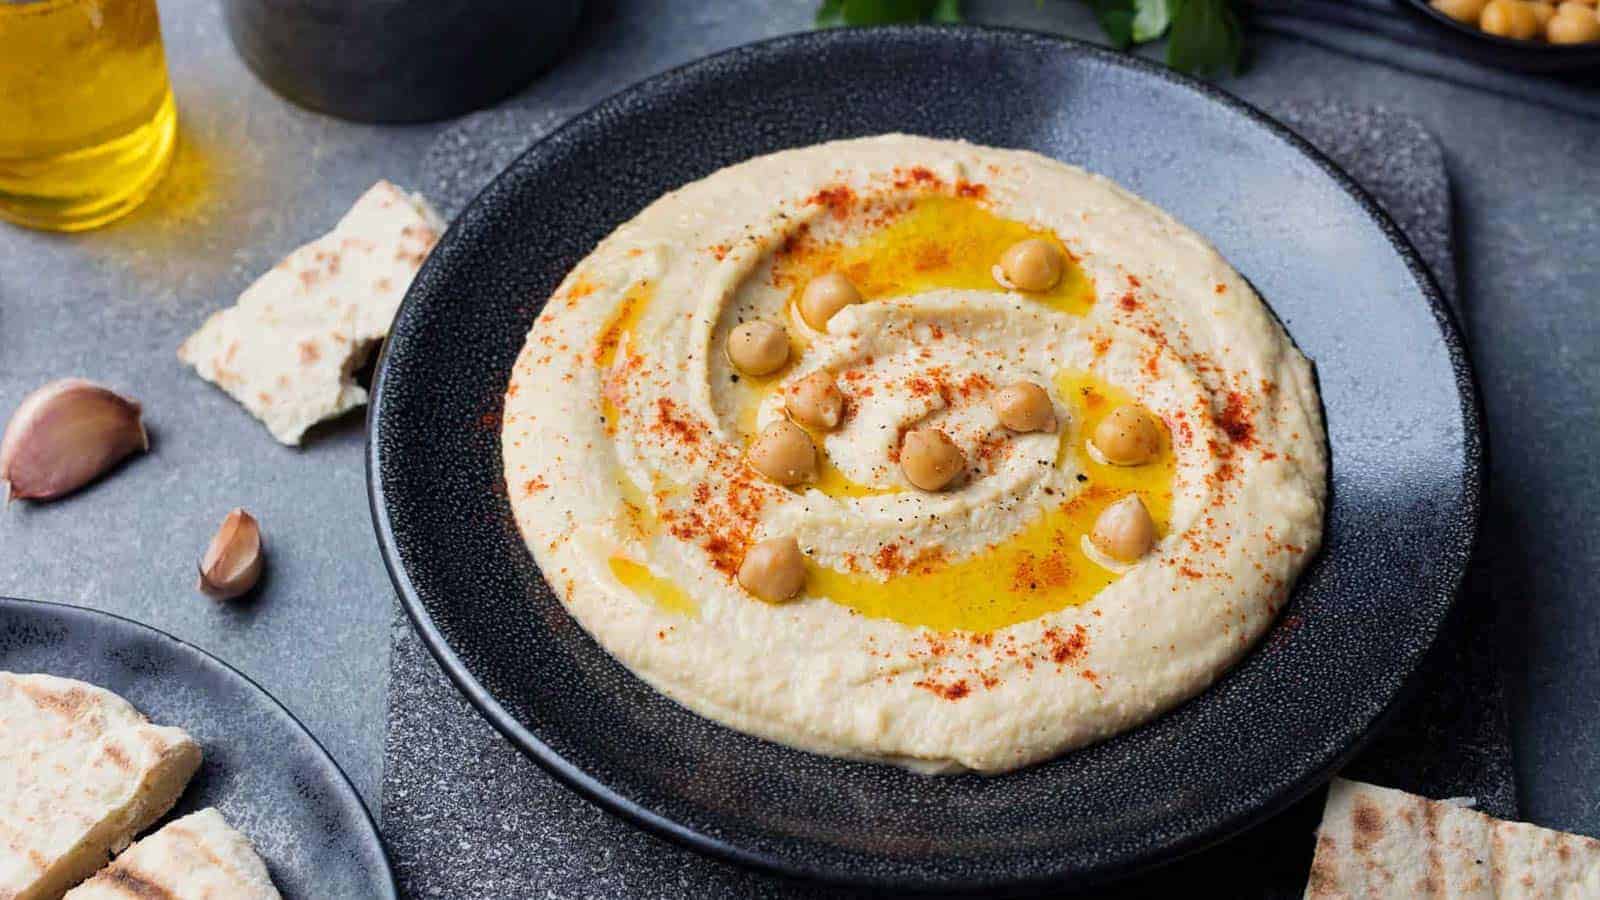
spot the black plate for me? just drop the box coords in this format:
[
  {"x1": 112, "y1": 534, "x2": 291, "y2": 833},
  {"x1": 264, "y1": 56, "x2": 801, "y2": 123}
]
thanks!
[
  {"x1": 1399, "y1": 0, "x2": 1600, "y2": 72},
  {"x1": 368, "y1": 26, "x2": 1481, "y2": 893},
  {"x1": 0, "y1": 597, "x2": 397, "y2": 900}
]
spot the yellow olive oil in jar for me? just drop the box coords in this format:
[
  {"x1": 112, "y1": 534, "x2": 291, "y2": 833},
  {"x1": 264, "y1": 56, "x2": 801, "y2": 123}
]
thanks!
[{"x1": 0, "y1": 0, "x2": 177, "y2": 231}]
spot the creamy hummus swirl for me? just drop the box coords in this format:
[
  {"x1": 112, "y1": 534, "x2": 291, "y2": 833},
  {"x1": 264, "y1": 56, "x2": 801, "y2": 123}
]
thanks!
[{"x1": 503, "y1": 135, "x2": 1327, "y2": 773}]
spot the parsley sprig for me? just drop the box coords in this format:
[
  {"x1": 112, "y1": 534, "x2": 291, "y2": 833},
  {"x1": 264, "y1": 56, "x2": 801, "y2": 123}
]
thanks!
[
  {"x1": 816, "y1": 0, "x2": 961, "y2": 26},
  {"x1": 815, "y1": 0, "x2": 1244, "y2": 76}
]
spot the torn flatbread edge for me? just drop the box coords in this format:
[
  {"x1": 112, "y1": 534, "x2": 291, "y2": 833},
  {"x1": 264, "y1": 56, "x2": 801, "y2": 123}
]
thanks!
[
  {"x1": 178, "y1": 180, "x2": 444, "y2": 445},
  {"x1": 63, "y1": 808, "x2": 281, "y2": 900},
  {"x1": 1305, "y1": 778, "x2": 1600, "y2": 899},
  {"x1": 0, "y1": 673, "x2": 202, "y2": 900}
]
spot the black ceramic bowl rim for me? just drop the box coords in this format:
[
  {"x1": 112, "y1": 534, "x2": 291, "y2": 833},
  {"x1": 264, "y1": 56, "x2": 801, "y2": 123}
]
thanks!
[
  {"x1": 368, "y1": 25, "x2": 1483, "y2": 893},
  {"x1": 0, "y1": 596, "x2": 400, "y2": 899},
  {"x1": 1400, "y1": 0, "x2": 1600, "y2": 62}
]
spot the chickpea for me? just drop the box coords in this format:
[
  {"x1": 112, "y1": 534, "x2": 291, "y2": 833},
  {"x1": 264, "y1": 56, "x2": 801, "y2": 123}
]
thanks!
[
  {"x1": 1090, "y1": 496, "x2": 1157, "y2": 563},
  {"x1": 996, "y1": 238, "x2": 1064, "y2": 292},
  {"x1": 737, "y1": 536, "x2": 807, "y2": 602},
  {"x1": 786, "y1": 370, "x2": 844, "y2": 431},
  {"x1": 799, "y1": 273, "x2": 862, "y2": 331},
  {"x1": 1090, "y1": 404, "x2": 1163, "y2": 466},
  {"x1": 1480, "y1": 0, "x2": 1541, "y2": 37},
  {"x1": 1431, "y1": 0, "x2": 1489, "y2": 23},
  {"x1": 747, "y1": 420, "x2": 816, "y2": 486},
  {"x1": 900, "y1": 427, "x2": 965, "y2": 492},
  {"x1": 726, "y1": 321, "x2": 789, "y2": 376},
  {"x1": 990, "y1": 381, "x2": 1056, "y2": 433},
  {"x1": 1549, "y1": 2, "x2": 1600, "y2": 40}
]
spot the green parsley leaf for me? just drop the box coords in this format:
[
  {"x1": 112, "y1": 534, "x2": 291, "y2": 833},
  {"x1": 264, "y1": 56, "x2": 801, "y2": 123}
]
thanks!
[
  {"x1": 817, "y1": 0, "x2": 847, "y2": 26},
  {"x1": 1089, "y1": 0, "x2": 1138, "y2": 49},
  {"x1": 813, "y1": 0, "x2": 1243, "y2": 77},
  {"x1": 1131, "y1": 0, "x2": 1176, "y2": 42},
  {"x1": 815, "y1": 0, "x2": 963, "y2": 26},
  {"x1": 1165, "y1": 0, "x2": 1243, "y2": 76}
]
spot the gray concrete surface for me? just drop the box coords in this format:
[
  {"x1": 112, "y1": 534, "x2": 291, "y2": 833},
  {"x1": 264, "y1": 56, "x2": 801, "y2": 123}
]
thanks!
[{"x1": 1, "y1": 0, "x2": 1595, "y2": 841}]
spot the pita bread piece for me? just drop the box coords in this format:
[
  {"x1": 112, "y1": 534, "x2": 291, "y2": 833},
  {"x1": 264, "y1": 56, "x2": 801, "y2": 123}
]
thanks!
[
  {"x1": 1306, "y1": 778, "x2": 1600, "y2": 899},
  {"x1": 64, "y1": 809, "x2": 280, "y2": 900},
  {"x1": 0, "y1": 673, "x2": 201, "y2": 900},
  {"x1": 178, "y1": 180, "x2": 444, "y2": 445}
]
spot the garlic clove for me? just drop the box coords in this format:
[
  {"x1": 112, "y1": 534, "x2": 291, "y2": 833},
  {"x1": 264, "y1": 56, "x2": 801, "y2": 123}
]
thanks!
[
  {"x1": 197, "y1": 508, "x2": 264, "y2": 601},
  {"x1": 0, "y1": 379, "x2": 149, "y2": 502}
]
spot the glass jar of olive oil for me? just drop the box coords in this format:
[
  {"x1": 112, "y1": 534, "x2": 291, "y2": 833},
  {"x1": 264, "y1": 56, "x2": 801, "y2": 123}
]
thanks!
[{"x1": 0, "y1": 0, "x2": 177, "y2": 232}]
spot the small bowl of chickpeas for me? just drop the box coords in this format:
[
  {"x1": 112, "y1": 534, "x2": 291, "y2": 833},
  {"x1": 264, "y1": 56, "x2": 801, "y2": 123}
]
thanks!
[{"x1": 1405, "y1": 0, "x2": 1600, "y2": 70}]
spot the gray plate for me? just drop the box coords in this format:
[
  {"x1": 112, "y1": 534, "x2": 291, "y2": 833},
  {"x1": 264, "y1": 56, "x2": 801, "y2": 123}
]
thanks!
[{"x1": 0, "y1": 596, "x2": 396, "y2": 900}]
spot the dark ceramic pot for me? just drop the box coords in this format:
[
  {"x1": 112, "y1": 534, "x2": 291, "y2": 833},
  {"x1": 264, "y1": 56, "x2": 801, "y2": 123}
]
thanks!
[{"x1": 222, "y1": 0, "x2": 584, "y2": 123}]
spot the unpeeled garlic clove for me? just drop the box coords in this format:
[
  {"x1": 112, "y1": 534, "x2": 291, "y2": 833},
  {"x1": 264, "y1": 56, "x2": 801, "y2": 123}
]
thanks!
[
  {"x1": 0, "y1": 379, "x2": 149, "y2": 502},
  {"x1": 198, "y1": 508, "x2": 264, "y2": 601}
]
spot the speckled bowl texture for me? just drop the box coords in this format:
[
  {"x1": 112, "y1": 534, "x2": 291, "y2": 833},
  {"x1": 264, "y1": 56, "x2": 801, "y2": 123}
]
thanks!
[
  {"x1": 0, "y1": 597, "x2": 396, "y2": 900},
  {"x1": 368, "y1": 26, "x2": 1482, "y2": 893}
]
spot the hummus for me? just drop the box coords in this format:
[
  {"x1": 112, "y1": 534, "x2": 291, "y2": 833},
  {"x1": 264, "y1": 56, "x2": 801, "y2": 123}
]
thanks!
[{"x1": 502, "y1": 135, "x2": 1327, "y2": 774}]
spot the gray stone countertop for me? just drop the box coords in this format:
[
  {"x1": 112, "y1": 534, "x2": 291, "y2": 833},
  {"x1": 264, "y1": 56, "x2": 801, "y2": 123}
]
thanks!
[{"x1": 1, "y1": 0, "x2": 1595, "y2": 841}]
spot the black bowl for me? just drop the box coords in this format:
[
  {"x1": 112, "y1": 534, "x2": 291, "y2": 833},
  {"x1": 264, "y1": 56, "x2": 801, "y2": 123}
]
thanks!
[
  {"x1": 368, "y1": 26, "x2": 1481, "y2": 893},
  {"x1": 1399, "y1": 0, "x2": 1600, "y2": 72}
]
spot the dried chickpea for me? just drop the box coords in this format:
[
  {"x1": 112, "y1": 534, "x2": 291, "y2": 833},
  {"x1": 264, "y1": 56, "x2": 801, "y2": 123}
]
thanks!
[
  {"x1": 737, "y1": 536, "x2": 807, "y2": 602},
  {"x1": 900, "y1": 427, "x2": 965, "y2": 492},
  {"x1": 747, "y1": 420, "x2": 816, "y2": 485},
  {"x1": 990, "y1": 381, "x2": 1056, "y2": 433},
  {"x1": 786, "y1": 371, "x2": 844, "y2": 431},
  {"x1": 997, "y1": 239, "x2": 1064, "y2": 292},
  {"x1": 1432, "y1": 0, "x2": 1490, "y2": 21},
  {"x1": 799, "y1": 273, "x2": 861, "y2": 331},
  {"x1": 1481, "y1": 0, "x2": 1541, "y2": 38},
  {"x1": 1549, "y1": 2, "x2": 1600, "y2": 41},
  {"x1": 1090, "y1": 404, "x2": 1163, "y2": 466},
  {"x1": 726, "y1": 321, "x2": 789, "y2": 376},
  {"x1": 1090, "y1": 496, "x2": 1157, "y2": 563}
]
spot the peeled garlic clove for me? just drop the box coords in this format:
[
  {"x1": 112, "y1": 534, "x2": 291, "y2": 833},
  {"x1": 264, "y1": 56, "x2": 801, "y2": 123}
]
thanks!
[
  {"x1": 0, "y1": 379, "x2": 149, "y2": 502},
  {"x1": 198, "y1": 508, "x2": 264, "y2": 601}
]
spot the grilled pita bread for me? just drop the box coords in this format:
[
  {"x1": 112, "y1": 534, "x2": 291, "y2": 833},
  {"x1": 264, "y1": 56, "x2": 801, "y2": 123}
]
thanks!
[
  {"x1": 178, "y1": 180, "x2": 443, "y2": 445},
  {"x1": 64, "y1": 809, "x2": 279, "y2": 900},
  {"x1": 1306, "y1": 778, "x2": 1600, "y2": 898},
  {"x1": 0, "y1": 673, "x2": 201, "y2": 900}
]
